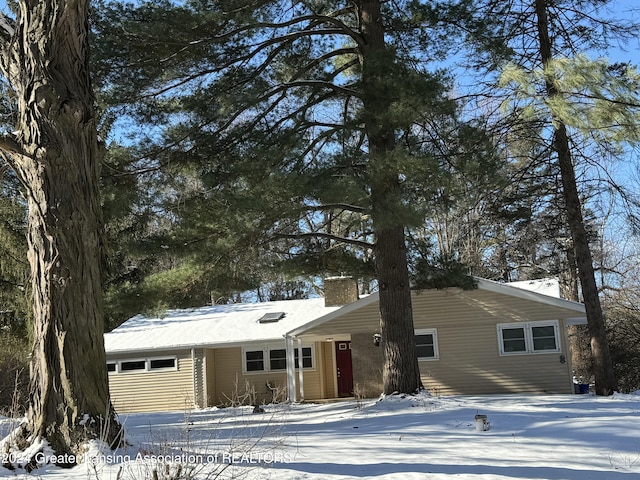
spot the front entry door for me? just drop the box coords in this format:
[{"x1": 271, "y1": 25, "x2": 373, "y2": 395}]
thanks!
[{"x1": 335, "y1": 341, "x2": 353, "y2": 397}]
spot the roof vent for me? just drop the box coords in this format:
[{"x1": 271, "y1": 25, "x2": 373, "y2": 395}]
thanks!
[{"x1": 258, "y1": 312, "x2": 285, "y2": 324}]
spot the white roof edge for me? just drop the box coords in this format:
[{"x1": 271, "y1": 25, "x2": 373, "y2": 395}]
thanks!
[
  {"x1": 287, "y1": 292, "x2": 380, "y2": 337},
  {"x1": 475, "y1": 278, "x2": 586, "y2": 313},
  {"x1": 288, "y1": 278, "x2": 586, "y2": 337},
  {"x1": 106, "y1": 337, "x2": 289, "y2": 356}
]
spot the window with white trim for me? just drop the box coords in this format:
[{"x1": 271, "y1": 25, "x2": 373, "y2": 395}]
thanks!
[
  {"x1": 415, "y1": 329, "x2": 439, "y2": 360},
  {"x1": 243, "y1": 345, "x2": 314, "y2": 373},
  {"x1": 245, "y1": 350, "x2": 265, "y2": 372},
  {"x1": 269, "y1": 349, "x2": 287, "y2": 370},
  {"x1": 295, "y1": 347, "x2": 313, "y2": 369},
  {"x1": 107, "y1": 356, "x2": 177, "y2": 374},
  {"x1": 497, "y1": 321, "x2": 560, "y2": 355}
]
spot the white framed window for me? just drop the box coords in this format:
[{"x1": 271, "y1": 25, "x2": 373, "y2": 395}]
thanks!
[
  {"x1": 243, "y1": 345, "x2": 314, "y2": 373},
  {"x1": 269, "y1": 349, "x2": 287, "y2": 371},
  {"x1": 120, "y1": 359, "x2": 146, "y2": 372},
  {"x1": 497, "y1": 321, "x2": 560, "y2": 355},
  {"x1": 244, "y1": 349, "x2": 265, "y2": 372},
  {"x1": 108, "y1": 356, "x2": 178, "y2": 374},
  {"x1": 294, "y1": 347, "x2": 313, "y2": 369},
  {"x1": 415, "y1": 329, "x2": 439, "y2": 361},
  {"x1": 148, "y1": 357, "x2": 177, "y2": 371}
]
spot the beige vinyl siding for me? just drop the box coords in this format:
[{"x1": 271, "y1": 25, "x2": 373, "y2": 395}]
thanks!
[
  {"x1": 299, "y1": 288, "x2": 579, "y2": 397},
  {"x1": 211, "y1": 344, "x2": 325, "y2": 405},
  {"x1": 418, "y1": 321, "x2": 572, "y2": 395},
  {"x1": 302, "y1": 288, "x2": 584, "y2": 337},
  {"x1": 107, "y1": 350, "x2": 194, "y2": 413},
  {"x1": 410, "y1": 290, "x2": 573, "y2": 394}
]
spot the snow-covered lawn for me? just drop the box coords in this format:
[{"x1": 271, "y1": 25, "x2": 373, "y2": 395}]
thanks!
[{"x1": 2, "y1": 393, "x2": 640, "y2": 479}]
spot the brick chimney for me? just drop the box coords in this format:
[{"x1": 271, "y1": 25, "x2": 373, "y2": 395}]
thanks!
[{"x1": 324, "y1": 276, "x2": 359, "y2": 307}]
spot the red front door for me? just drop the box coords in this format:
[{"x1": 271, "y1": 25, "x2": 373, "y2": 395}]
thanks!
[{"x1": 335, "y1": 341, "x2": 353, "y2": 397}]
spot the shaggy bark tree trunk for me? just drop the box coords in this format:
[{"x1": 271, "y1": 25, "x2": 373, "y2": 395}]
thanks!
[
  {"x1": 357, "y1": 0, "x2": 422, "y2": 395},
  {"x1": 534, "y1": 0, "x2": 617, "y2": 395},
  {"x1": 0, "y1": 0, "x2": 121, "y2": 461}
]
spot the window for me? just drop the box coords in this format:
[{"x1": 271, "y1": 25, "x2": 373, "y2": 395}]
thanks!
[
  {"x1": 244, "y1": 345, "x2": 314, "y2": 373},
  {"x1": 120, "y1": 360, "x2": 146, "y2": 372},
  {"x1": 497, "y1": 321, "x2": 560, "y2": 355},
  {"x1": 245, "y1": 350, "x2": 265, "y2": 372},
  {"x1": 531, "y1": 325, "x2": 558, "y2": 351},
  {"x1": 149, "y1": 358, "x2": 176, "y2": 370},
  {"x1": 501, "y1": 327, "x2": 526, "y2": 353},
  {"x1": 269, "y1": 349, "x2": 287, "y2": 370},
  {"x1": 295, "y1": 347, "x2": 313, "y2": 369},
  {"x1": 108, "y1": 356, "x2": 178, "y2": 374},
  {"x1": 415, "y1": 329, "x2": 439, "y2": 360},
  {"x1": 258, "y1": 312, "x2": 285, "y2": 323}
]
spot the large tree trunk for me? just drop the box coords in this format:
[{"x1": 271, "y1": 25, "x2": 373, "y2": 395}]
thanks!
[
  {"x1": 534, "y1": 0, "x2": 617, "y2": 395},
  {"x1": 0, "y1": 0, "x2": 121, "y2": 461},
  {"x1": 357, "y1": 0, "x2": 422, "y2": 394}
]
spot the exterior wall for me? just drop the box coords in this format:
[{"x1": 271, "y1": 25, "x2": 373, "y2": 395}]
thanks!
[
  {"x1": 107, "y1": 350, "x2": 195, "y2": 413},
  {"x1": 350, "y1": 332, "x2": 384, "y2": 398},
  {"x1": 411, "y1": 290, "x2": 574, "y2": 395},
  {"x1": 417, "y1": 320, "x2": 572, "y2": 395},
  {"x1": 303, "y1": 288, "x2": 579, "y2": 397},
  {"x1": 209, "y1": 344, "x2": 325, "y2": 406}
]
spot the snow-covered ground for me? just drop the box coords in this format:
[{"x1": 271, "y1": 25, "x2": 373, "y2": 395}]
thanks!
[{"x1": 2, "y1": 393, "x2": 640, "y2": 479}]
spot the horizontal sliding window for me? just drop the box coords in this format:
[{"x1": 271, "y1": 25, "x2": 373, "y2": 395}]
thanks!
[
  {"x1": 149, "y1": 358, "x2": 176, "y2": 370},
  {"x1": 120, "y1": 360, "x2": 146, "y2": 372},
  {"x1": 107, "y1": 356, "x2": 178, "y2": 374}
]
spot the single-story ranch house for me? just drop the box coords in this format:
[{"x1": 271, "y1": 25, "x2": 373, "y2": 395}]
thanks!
[{"x1": 104, "y1": 277, "x2": 587, "y2": 412}]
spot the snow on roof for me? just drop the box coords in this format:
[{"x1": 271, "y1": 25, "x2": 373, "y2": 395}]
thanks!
[
  {"x1": 104, "y1": 297, "x2": 341, "y2": 354},
  {"x1": 506, "y1": 278, "x2": 561, "y2": 297}
]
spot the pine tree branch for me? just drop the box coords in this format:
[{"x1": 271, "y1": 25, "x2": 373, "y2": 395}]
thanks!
[
  {"x1": 304, "y1": 203, "x2": 366, "y2": 213},
  {"x1": 274, "y1": 232, "x2": 373, "y2": 249}
]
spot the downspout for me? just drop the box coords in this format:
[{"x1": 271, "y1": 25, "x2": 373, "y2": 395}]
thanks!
[
  {"x1": 297, "y1": 338, "x2": 305, "y2": 402},
  {"x1": 285, "y1": 335, "x2": 297, "y2": 402}
]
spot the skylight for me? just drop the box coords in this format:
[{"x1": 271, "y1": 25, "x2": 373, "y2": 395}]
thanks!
[{"x1": 258, "y1": 312, "x2": 285, "y2": 324}]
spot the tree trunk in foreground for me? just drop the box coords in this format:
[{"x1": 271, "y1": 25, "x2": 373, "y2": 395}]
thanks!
[
  {"x1": 357, "y1": 0, "x2": 422, "y2": 395},
  {"x1": 534, "y1": 0, "x2": 617, "y2": 395},
  {"x1": 0, "y1": 0, "x2": 121, "y2": 461}
]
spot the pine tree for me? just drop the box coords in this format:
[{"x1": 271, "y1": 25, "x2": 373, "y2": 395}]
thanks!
[
  {"x1": 92, "y1": 0, "x2": 474, "y2": 394},
  {"x1": 462, "y1": 0, "x2": 632, "y2": 394}
]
